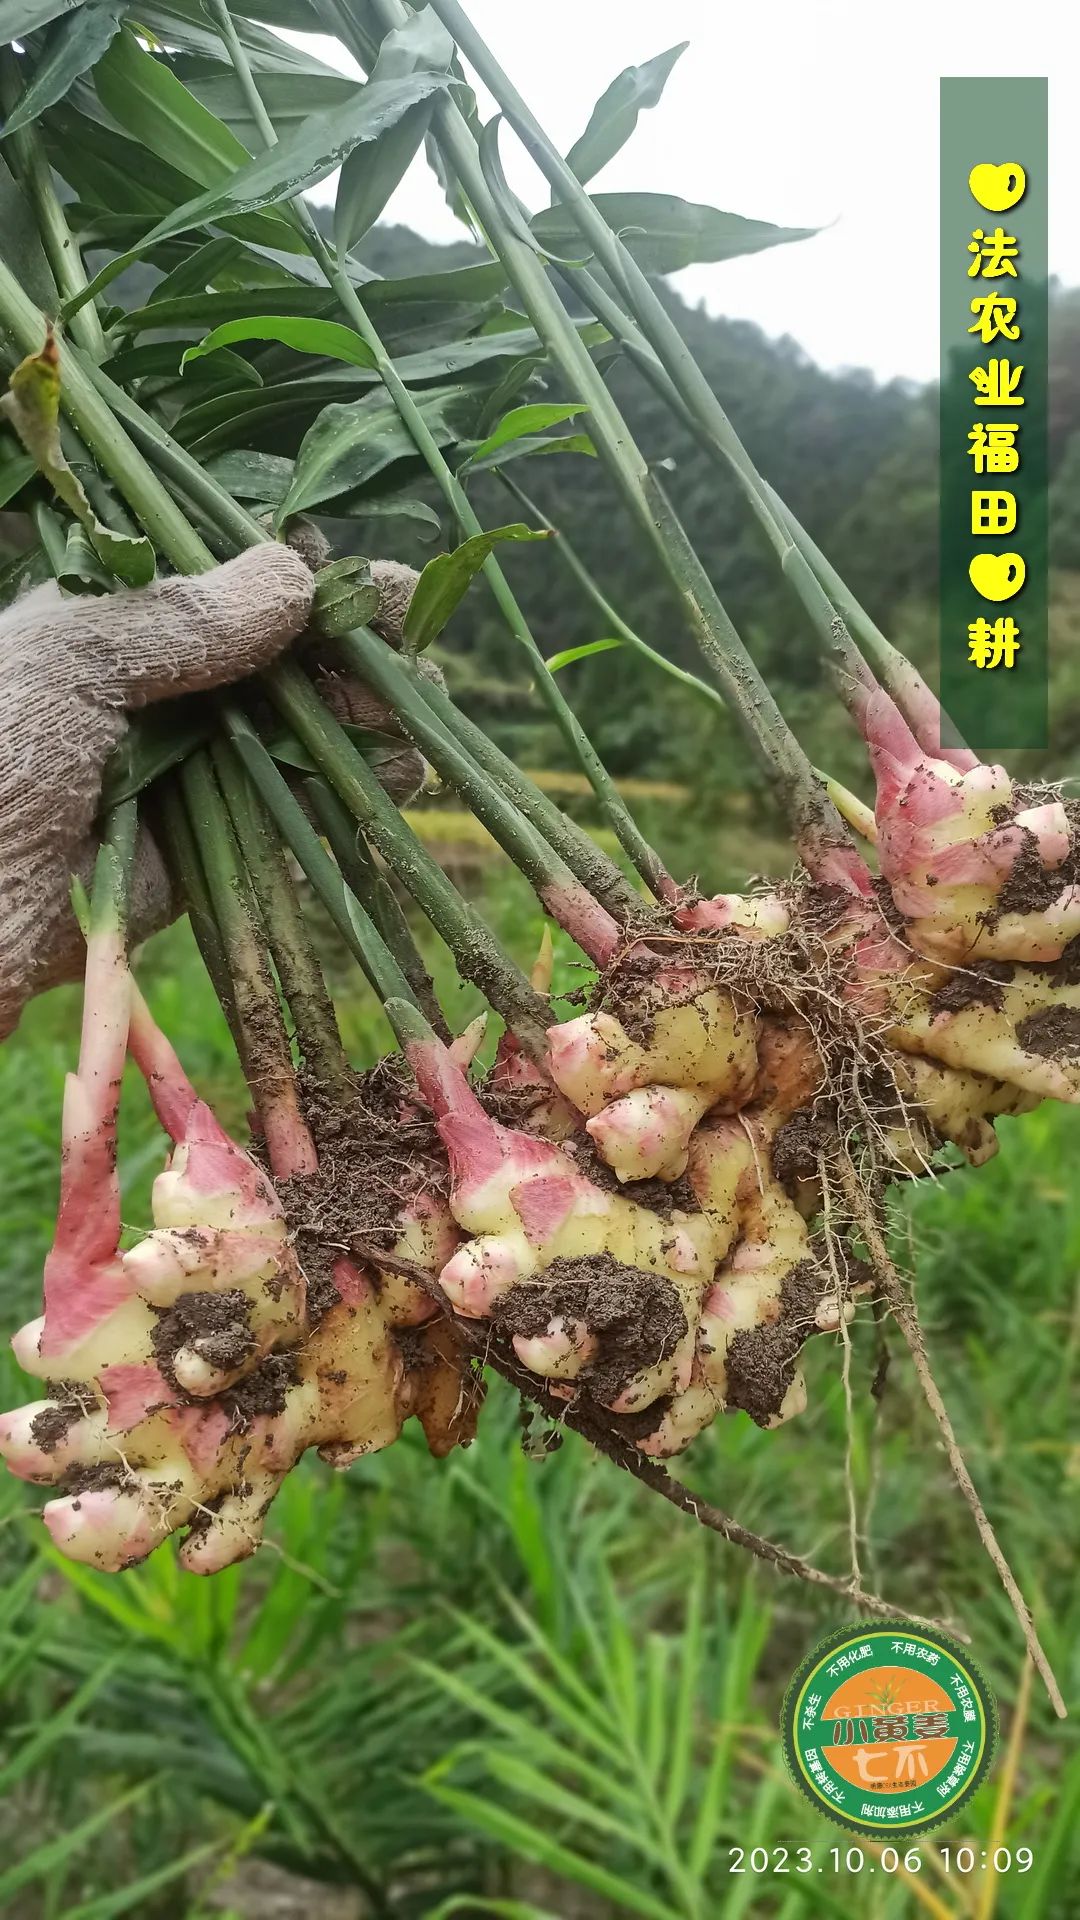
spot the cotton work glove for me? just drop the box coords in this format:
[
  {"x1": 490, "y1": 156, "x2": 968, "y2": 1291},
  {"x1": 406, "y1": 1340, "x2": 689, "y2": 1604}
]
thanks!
[{"x1": 0, "y1": 547, "x2": 426, "y2": 1040}]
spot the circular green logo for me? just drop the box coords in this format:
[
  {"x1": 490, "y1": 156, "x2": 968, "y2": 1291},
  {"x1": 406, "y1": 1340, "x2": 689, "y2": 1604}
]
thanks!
[{"x1": 781, "y1": 1622, "x2": 997, "y2": 1835}]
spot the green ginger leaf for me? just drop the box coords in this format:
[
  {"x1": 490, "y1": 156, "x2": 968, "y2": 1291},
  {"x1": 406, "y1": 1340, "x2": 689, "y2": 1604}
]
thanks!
[
  {"x1": 0, "y1": 436, "x2": 35, "y2": 508},
  {"x1": 171, "y1": 64, "x2": 358, "y2": 140},
  {"x1": 0, "y1": 1, "x2": 125, "y2": 135},
  {"x1": 546, "y1": 638, "x2": 623, "y2": 672},
  {"x1": 204, "y1": 448, "x2": 296, "y2": 504},
  {"x1": 460, "y1": 402, "x2": 588, "y2": 471},
  {"x1": 113, "y1": 259, "x2": 508, "y2": 338},
  {"x1": 104, "y1": 340, "x2": 264, "y2": 387},
  {"x1": 403, "y1": 523, "x2": 550, "y2": 651},
  {"x1": 0, "y1": 152, "x2": 57, "y2": 307},
  {"x1": 66, "y1": 66, "x2": 452, "y2": 315},
  {"x1": 312, "y1": 555, "x2": 380, "y2": 637},
  {"x1": 0, "y1": 0, "x2": 83, "y2": 45},
  {"x1": 130, "y1": 0, "x2": 335, "y2": 75},
  {"x1": 463, "y1": 431, "x2": 596, "y2": 476},
  {"x1": 275, "y1": 381, "x2": 477, "y2": 524},
  {"x1": 334, "y1": 6, "x2": 452, "y2": 252},
  {"x1": 182, "y1": 314, "x2": 377, "y2": 372},
  {"x1": 98, "y1": 699, "x2": 210, "y2": 809},
  {"x1": 2, "y1": 333, "x2": 155, "y2": 585},
  {"x1": 563, "y1": 43, "x2": 687, "y2": 186},
  {"x1": 531, "y1": 193, "x2": 815, "y2": 275},
  {"x1": 92, "y1": 28, "x2": 271, "y2": 189},
  {"x1": 57, "y1": 521, "x2": 112, "y2": 593}
]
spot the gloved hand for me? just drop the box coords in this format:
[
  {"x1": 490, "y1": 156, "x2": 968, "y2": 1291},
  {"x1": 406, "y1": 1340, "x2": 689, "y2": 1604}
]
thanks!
[{"x1": 0, "y1": 545, "x2": 316, "y2": 1039}]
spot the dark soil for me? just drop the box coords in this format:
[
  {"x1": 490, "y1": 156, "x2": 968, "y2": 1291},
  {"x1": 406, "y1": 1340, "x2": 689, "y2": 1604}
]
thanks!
[
  {"x1": 811, "y1": 881, "x2": 881, "y2": 938},
  {"x1": 60, "y1": 1462, "x2": 130, "y2": 1498},
  {"x1": 30, "y1": 1404, "x2": 80, "y2": 1453},
  {"x1": 219, "y1": 1352, "x2": 301, "y2": 1425},
  {"x1": 716, "y1": 1233, "x2": 873, "y2": 1429},
  {"x1": 1049, "y1": 935, "x2": 1080, "y2": 987},
  {"x1": 988, "y1": 800, "x2": 1080, "y2": 924},
  {"x1": 564, "y1": 1134, "x2": 701, "y2": 1219},
  {"x1": 393, "y1": 1326, "x2": 427, "y2": 1374},
  {"x1": 30, "y1": 1382, "x2": 98, "y2": 1454},
  {"x1": 491, "y1": 1252, "x2": 687, "y2": 1407},
  {"x1": 479, "y1": 1075, "x2": 555, "y2": 1134},
  {"x1": 930, "y1": 961, "x2": 1014, "y2": 1016},
  {"x1": 278, "y1": 1060, "x2": 449, "y2": 1326},
  {"x1": 771, "y1": 1109, "x2": 833, "y2": 1193},
  {"x1": 603, "y1": 1396, "x2": 675, "y2": 1443},
  {"x1": 719, "y1": 1257, "x2": 825, "y2": 1427},
  {"x1": 150, "y1": 1290, "x2": 256, "y2": 1383},
  {"x1": 1015, "y1": 1005, "x2": 1080, "y2": 1060}
]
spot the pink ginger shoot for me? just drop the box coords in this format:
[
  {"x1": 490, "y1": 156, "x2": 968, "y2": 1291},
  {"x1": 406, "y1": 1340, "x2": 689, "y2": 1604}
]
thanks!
[
  {"x1": 856, "y1": 683, "x2": 1080, "y2": 964},
  {"x1": 395, "y1": 1002, "x2": 715, "y2": 1412},
  {"x1": 544, "y1": 917, "x2": 768, "y2": 1181}
]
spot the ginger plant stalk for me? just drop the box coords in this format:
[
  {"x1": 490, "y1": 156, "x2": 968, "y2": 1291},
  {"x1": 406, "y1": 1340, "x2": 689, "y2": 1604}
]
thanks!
[
  {"x1": 210, "y1": 737, "x2": 356, "y2": 1099},
  {"x1": 303, "y1": 775, "x2": 450, "y2": 1037},
  {"x1": 390, "y1": 664, "x2": 645, "y2": 925},
  {"x1": 178, "y1": 750, "x2": 318, "y2": 1178},
  {"x1": 154, "y1": 780, "x2": 243, "y2": 1051},
  {"x1": 359, "y1": 0, "x2": 852, "y2": 878},
  {"x1": 253, "y1": 664, "x2": 552, "y2": 1049},
  {"x1": 220, "y1": 710, "x2": 422, "y2": 1014},
  {"x1": 200, "y1": 0, "x2": 673, "y2": 905},
  {"x1": 556, "y1": 255, "x2": 975, "y2": 765},
  {"x1": 498, "y1": 471, "x2": 729, "y2": 718},
  {"x1": 425, "y1": 0, "x2": 878, "y2": 712},
  {"x1": 330, "y1": 626, "x2": 625, "y2": 964}
]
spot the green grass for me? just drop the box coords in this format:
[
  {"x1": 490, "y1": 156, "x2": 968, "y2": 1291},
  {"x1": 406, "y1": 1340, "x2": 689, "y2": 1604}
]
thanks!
[{"x1": 0, "y1": 880, "x2": 1077, "y2": 1918}]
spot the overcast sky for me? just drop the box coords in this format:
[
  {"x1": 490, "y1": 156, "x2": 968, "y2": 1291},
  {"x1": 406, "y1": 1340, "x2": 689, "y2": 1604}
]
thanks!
[{"x1": 300, "y1": 0, "x2": 1077, "y2": 386}]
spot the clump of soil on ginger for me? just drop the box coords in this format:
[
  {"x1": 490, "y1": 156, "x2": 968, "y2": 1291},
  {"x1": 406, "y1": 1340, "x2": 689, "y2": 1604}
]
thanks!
[
  {"x1": 30, "y1": 1382, "x2": 98, "y2": 1454},
  {"x1": 277, "y1": 1060, "x2": 449, "y2": 1326},
  {"x1": 718, "y1": 1237, "x2": 874, "y2": 1428},
  {"x1": 771, "y1": 1108, "x2": 834, "y2": 1195},
  {"x1": 1015, "y1": 1005, "x2": 1080, "y2": 1060},
  {"x1": 491, "y1": 1252, "x2": 688, "y2": 1408},
  {"x1": 717, "y1": 1256, "x2": 827, "y2": 1426},
  {"x1": 150, "y1": 1290, "x2": 257, "y2": 1384},
  {"x1": 986, "y1": 792, "x2": 1080, "y2": 926},
  {"x1": 929, "y1": 961, "x2": 1014, "y2": 1017}
]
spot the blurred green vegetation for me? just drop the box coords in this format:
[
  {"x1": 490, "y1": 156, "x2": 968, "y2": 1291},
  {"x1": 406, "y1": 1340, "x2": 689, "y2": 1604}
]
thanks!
[{"x1": 0, "y1": 868, "x2": 1077, "y2": 1918}]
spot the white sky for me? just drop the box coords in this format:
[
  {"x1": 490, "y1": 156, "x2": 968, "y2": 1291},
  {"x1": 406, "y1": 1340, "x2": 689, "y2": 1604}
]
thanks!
[{"x1": 301, "y1": 0, "x2": 1078, "y2": 385}]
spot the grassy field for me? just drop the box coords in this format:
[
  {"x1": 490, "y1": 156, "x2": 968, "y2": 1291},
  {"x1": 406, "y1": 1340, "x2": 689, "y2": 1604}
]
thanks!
[{"x1": 0, "y1": 861, "x2": 1077, "y2": 1919}]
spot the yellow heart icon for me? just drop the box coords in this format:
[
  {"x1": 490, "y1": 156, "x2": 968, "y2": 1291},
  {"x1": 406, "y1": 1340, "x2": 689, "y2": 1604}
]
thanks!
[
  {"x1": 969, "y1": 552, "x2": 1026, "y2": 602},
  {"x1": 968, "y1": 162, "x2": 1026, "y2": 213}
]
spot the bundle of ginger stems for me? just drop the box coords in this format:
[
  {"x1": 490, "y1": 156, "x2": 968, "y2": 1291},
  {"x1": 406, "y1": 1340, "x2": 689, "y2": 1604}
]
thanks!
[{"x1": 0, "y1": 0, "x2": 1072, "y2": 1718}]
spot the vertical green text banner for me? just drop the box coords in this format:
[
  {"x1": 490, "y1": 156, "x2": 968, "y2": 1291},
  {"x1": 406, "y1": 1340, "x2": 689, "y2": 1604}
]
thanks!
[{"x1": 940, "y1": 77, "x2": 1048, "y2": 749}]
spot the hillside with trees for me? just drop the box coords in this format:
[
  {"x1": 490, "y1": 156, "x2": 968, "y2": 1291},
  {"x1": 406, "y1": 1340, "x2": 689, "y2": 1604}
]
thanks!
[{"x1": 352, "y1": 227, "x2": 1080, "y2": 822}]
